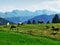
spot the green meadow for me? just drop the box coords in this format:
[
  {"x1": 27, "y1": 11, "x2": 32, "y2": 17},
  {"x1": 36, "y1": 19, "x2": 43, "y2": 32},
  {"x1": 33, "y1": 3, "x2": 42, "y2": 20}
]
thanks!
[{"x1": 0, "y1": 23, "x2": 60, "y2": 45}]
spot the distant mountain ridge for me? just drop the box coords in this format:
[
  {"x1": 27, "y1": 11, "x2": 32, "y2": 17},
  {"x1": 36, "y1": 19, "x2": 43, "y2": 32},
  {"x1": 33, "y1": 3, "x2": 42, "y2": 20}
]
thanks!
[
  {"x1": 5, "y1": 16, "x2": 34, "y2": 24},
  {"x1": 0, "y1": 9, "x2": 60, "y2": 24},
  {"x1": 0, "y1": 9, "x2": 59, "y2": 18}
]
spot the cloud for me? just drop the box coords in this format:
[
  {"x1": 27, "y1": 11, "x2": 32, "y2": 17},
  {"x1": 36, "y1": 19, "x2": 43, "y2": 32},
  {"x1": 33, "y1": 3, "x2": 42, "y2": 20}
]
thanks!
[
  {"x1": 25, "y1": 1, "x2": 60, "y2": 12},
  {"x1": 0, "y1": 0, "x2": 60, "y2": 12}
]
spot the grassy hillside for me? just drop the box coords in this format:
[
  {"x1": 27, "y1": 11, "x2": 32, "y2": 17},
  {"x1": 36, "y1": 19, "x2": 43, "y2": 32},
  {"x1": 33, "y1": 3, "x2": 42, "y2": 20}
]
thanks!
[
  {"x1": 0, "y1": 31, "x2": 60, "y2": 45},
  {"x1": 1, "y1": 24, "x2": 60, "y2": 39},
  {"x1": 0, "y1": 23, "x2": 60, "y2": 45}
]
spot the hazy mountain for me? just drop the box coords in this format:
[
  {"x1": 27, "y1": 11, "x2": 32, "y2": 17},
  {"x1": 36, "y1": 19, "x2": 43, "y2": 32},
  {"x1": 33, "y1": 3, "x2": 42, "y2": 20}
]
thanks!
[
  {"x1": 0, "y1": 9, "x2": 58, "y2": 18},
  {"x1": 0, "y1": 9, "x2": 59, "y2": 24},
  {"x1": 0, "y1": 18, "x2": 14, "y2": 25},
  {"x1": 5, "y1": 16, "x2": 34, "y2": 24},
  {"x1": 33, "y1": 10, "x2": 58, "y2": 15}
]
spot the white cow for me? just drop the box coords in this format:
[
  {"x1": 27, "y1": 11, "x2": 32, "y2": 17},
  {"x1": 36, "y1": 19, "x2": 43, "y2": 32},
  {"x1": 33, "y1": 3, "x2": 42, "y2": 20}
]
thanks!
[
  {"x1": 18, "y1": 22, "x2": 23, "y2": 26},
  {"x1": 6, "y1": 22, "x2": 10, "y2": 26},
  {"x1": 18, "y1": 22, "x2": 22, "y2": 25}
]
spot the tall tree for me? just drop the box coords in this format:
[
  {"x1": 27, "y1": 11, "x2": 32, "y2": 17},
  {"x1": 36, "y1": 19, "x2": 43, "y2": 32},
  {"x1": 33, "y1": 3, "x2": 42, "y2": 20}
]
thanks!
[
  {"x1": 52, "y1": 14, "x2": 60, "y2": 23},
  {"x1": 27, "y1": 20, "x2": 31, "y2": 24},
  {"x1": 32, "y1": 20, "x2": 36, "y2": 24},
  {"x1": 47, "y1": 21, "x2": 50, "y2": 24}
]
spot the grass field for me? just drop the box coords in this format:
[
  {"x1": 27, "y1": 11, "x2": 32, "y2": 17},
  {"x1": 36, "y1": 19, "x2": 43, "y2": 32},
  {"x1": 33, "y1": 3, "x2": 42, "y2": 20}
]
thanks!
[
  {"x1": 0, "y1": 31, "x2": 60, "y2": 45},
  {"x1": 0, "y1": 23, "x2": 60, "y2": 45}
]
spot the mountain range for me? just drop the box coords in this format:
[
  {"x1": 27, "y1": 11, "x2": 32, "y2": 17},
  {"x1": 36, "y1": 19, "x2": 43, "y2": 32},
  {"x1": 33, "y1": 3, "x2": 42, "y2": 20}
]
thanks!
[{"x1": 0, "y1": 9, "x2": 60, "y2": 25}]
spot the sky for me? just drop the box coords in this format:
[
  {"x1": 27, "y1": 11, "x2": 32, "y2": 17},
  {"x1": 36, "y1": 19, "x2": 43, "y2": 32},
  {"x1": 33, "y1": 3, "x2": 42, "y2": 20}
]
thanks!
[{"x1": 0, "y1": 0, "x2": 60, "y2": 12}]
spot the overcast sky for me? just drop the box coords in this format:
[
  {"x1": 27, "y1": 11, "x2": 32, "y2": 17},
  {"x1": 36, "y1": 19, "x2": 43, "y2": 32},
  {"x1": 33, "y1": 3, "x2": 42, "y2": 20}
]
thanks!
[{"x1": 0, "y1": 0, "x2": 60, "y2": 12}]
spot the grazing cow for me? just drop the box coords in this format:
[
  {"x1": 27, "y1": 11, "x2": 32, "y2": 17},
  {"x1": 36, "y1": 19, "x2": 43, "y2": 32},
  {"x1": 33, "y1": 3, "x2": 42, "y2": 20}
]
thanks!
[
  {"x1": 4, "y1": 22, "x2": 10, "y2": 28},
  {"x1": 46, "y1": 25, "x2": 50, "y2": 29},
  {"x1": 18, "y1": 22, "x2": 23, "y2": 26},
  {"x1": 10, "y1": 25, "x2": 16, "y2": 30},
  {"x1": 51, "y1": 26, "x2": 59, "y2": 35},
  {"x1": 10, "y1": 25, "x2": 19, "y2": 32},
  {"x1": 6, "y1": 22, "x2": 10, "y2": 27},
  {"x1": 52, "y1": 26, "x2": 59, "y2": 31},
  {"x1": 52, "y1": 26, "x2": 55, "y2": 29}
]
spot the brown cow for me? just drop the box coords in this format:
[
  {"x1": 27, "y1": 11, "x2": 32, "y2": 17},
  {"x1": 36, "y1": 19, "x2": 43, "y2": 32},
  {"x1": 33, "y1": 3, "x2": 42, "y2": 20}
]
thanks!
[{"x1": 46, "y1": 25, "x2": 50, "y2": 29}]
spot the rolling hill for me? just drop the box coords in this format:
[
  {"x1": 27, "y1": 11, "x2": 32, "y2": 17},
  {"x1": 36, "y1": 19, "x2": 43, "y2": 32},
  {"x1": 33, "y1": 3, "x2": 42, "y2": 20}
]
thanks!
[{"x1": 0, "y1": 24, "x2": 60, "y2": 45}]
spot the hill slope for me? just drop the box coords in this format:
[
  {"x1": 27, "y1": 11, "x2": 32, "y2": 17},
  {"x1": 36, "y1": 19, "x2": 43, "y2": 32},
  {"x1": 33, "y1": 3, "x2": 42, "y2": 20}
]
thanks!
[{"x1": 0, "y1": 31, "x2": 60, "y2": 45}]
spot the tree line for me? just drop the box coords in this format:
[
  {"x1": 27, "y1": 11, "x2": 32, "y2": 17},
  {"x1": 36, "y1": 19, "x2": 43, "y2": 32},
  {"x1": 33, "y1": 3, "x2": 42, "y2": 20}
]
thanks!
[{"x1": 27, "y1": 14, "x2": 60, "y2": 24}]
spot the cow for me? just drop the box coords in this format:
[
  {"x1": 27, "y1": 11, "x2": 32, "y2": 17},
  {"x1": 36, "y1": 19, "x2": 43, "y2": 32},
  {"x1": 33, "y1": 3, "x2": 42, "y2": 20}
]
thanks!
[
  {"x1": 10, "y1": 25, "x2": 16, "y2": 30},
  {"x1": 52, "y1": 26, "x2": 59, "y2": 31},
  {"x1": 18, "y1": 22, "x2": 23, "y2": 26},
  {"x1": 51, "y1": 26, "x2": 59, "y2": 35},
  {"x1": 46, "y1": 25, "x2": 50, "y2": 29},
  {"x1": 6, "y1": 22, "x2": 10, "y2": 26},
  {"x1": 6, "y1": 22, "x2": 10, "y2": 27},
  {"x1": 4, "y1": 22, "x2": 10, "y2": 28},
  {"x1": 10, "y1": 25, "x2": 18, "y2": 32}
]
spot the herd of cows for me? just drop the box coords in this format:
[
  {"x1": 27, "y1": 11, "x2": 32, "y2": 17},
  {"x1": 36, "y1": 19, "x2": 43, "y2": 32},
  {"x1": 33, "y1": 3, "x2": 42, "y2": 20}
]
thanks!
[
  {"x1": 46, "y1": 25, "x2": 60, "y2": 35},
  {"x1": 5, "y1": 22, "x2": 23, "y2": 32},
  {"x1": 3, "y1": 22, "x2": 60, "y2": 35}
]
